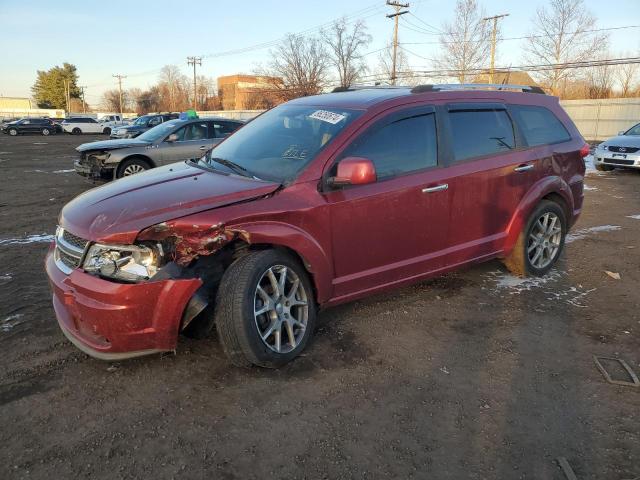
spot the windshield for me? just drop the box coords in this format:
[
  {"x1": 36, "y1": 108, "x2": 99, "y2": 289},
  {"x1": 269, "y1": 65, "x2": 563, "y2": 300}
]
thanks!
[
  {"x1": 137, "y1": 119, "x2": 183, "y2": 142},
  {"x1": 203, "y1": 104, "x2": 362, "y2": 183},
  {"x1": 625, "y1": 123, "x2": 640, "y2": 136},
  {"x1": 133, "y1": 116, "x2": 149, "y2": 126}
]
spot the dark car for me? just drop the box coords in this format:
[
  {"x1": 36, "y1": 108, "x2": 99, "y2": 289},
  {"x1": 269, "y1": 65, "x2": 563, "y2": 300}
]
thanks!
[
  {"x1": 110, "y1": 113, "x2": 179, "y2": 139},
  {"x1": 47, "y1": 118, "x2": 65, "y2": 134},
  {"x1": 75, "y1": 117, "x2": 244, "y2": 179},
  {"x1": 1, "y1": 117, "x2": 58, "y2": 136},
  {"x1": 47, "y1": 84, "x2": 587, "y2": 367}
]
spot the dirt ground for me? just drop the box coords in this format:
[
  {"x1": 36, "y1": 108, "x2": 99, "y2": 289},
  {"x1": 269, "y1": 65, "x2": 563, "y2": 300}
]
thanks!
[{"x1": 0, "y1": 133, "x2": 638, "y2": 480}]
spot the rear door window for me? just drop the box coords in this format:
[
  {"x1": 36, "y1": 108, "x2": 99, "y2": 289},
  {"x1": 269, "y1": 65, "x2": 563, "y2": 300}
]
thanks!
[
  {"x1": 342, "y1": 110, "x2": 438, "y2": 180},
  {"x1": 509, "y1": 105, "x2": 571, "y2": 146},
  {"x1": 448, "y1": 108, "x2": 515, "y2": 161}
]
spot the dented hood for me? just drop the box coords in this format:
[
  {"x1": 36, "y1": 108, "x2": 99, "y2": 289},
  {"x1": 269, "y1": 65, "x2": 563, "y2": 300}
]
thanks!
[{"x1": 59, "y1": 161, "x2": 279, "y2": 243}]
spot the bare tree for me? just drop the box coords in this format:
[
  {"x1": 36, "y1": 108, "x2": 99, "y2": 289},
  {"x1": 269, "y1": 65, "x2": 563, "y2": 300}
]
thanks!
[
  {"x1": 434, "y1": 0, "x2": 490, "y2": 83},
  {"x1": 102, "y1": 89, "x2": 121, "y2": 112},
  {"x1": 376, "y1": 42, "x2": 419, "y2": 85},
  {"x1": 615, "y1": 54, "x2": 639, "y2": 97},
  {"x1": 584, "y1": 53, "x2": 614, "y2": 99},
  {"x1": 524, "y1": 0, "x2": 608, "y2": 96},
  {"x1": 261, "y1": 34, "x2": 330, "y2": 100},
  {"x1": 321, "y1": 17, "x2": 372, "y2": 88},
  {"x1": 158, "y1": 65, "x2": 188, "y2": 111},
  {"x1": 136, "y1": 87, "x2": 161, "y2": 114}
]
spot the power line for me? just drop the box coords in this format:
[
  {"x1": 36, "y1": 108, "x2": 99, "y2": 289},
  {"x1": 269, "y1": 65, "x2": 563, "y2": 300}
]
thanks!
[
  {"x1": 482, "y1": 13, "x2": 509, "y2": 83},
  {"x1": 387, "y1": 1, "x2": 410, "y2": 85},
  {"x1": 112, "y1": 74, "x2": 126, "y2": 115},
  {"x1": 187, "y1": 57, "x2": 202, "y2": 111}
]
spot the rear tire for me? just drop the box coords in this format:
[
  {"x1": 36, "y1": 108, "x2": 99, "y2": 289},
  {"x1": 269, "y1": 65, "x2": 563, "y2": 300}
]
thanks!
[
  {"x1": 596, "y1": 163, "x2": 614, "y2": 172},
  {"x1": 103, "y1": 127, "x2": 111, "y2": 135},
  {"x1": 42, "y1": 128, "x2": 51, "y2": 136},
  {"x1": 503, "y1": 200, "x2": 566, "y2": 277},
  {"x1": 214, "y1": 249, "x2": 316, "y2": 368},
  {"x1": 72, "y1": 127, "x2": 82, "y2": 135},
  {"x1": 8, "y1": 128, "x2": 18, "y2": 136},
  {"x1": 116, "y1": 157, "x2": 150, "y2": 178}
]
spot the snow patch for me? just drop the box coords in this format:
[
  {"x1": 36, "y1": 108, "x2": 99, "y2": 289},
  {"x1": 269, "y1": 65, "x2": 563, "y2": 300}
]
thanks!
[
  {"x1": 566, "y1": 225, "x2": 621, "y2": 243},
  {"x1": 0, "y1": 233, "x2": 54, "y2": 245},
  {"x1": 53, "y1": 169, "x2": 75, "y2": 173},
  {"x1": 1, "y1": 314, "x2": 25, "y2": 332},
  {"x1": 485, "y1": 269, "x2": 562, "y2": 294},
  {"x1": 583, "y1": 184, "x2": 598, "y2": 191},
  {"x1": 627, "y1": 214, "x2": 640, "y2": 220}
]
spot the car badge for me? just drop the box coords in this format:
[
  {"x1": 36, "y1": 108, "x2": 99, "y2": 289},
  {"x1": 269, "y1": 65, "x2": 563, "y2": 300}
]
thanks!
[{"x1": 618, "y1": 147, "x2": 626, "y2": 152}]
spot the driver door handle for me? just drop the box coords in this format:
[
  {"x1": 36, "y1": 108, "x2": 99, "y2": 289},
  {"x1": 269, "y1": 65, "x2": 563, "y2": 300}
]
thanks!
[
  {"x1": 422, "y1": 184, "x2": 448, "y2": 193},
  {"x1": 514, "y1": 164, "x2": 534, "y2": 172}
]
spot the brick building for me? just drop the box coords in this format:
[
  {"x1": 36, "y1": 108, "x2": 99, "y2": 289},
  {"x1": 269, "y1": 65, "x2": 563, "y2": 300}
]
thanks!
[{"x1": 217, "y1": 74, "x2": 283, "y2": 110}]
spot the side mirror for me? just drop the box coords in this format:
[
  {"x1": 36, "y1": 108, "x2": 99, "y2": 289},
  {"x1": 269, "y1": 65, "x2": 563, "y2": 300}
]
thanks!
[
  {"x1": 329, "y1": 156, "x2": 377, "y2": 187},
  {"x1": 167, "y1": 133, "x2": 179, "y2": 143}
]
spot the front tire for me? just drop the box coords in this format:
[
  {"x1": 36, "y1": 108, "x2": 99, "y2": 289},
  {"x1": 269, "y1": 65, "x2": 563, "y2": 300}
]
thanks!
[
  {"x1": 596, "y1": 163, "x2": 614, "y2": 172},
  {"x1": 503, "y1": 200, "x2": 566, "y2": 277},
  {"x1": 72, "y1": 127, "x2": 82, "y2": 135},
  {"x1": 103, "y1": 127, "x2": 111, "y2": 135},
  {"x1": 116, "y1": 157, "x2": 150, "y2": 177},
  {"x1": 8, "y1": 128, "x2": 17, "y2": 136},
  {"x1": 215, "y1": 250, "x2": 316, "y2": 368},
  {"x1": 42, "y1": 127, "x2": 51, "y2": 136}
]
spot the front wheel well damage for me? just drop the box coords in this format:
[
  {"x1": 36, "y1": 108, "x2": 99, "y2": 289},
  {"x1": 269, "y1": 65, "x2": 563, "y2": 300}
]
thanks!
[{"x1": 169, "y1": 239, "x2": 317, "y2": 339}]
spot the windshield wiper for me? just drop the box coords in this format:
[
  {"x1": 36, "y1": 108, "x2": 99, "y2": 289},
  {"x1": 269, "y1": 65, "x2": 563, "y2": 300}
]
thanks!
[{"x1": 209, "y1": 156, "x2": 263, "y2": 180}]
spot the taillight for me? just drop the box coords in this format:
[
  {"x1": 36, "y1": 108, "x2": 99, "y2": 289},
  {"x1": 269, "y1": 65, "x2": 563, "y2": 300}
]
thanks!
[{"x1": 579, "y1": 143, "x2": 590, "y2": 158}]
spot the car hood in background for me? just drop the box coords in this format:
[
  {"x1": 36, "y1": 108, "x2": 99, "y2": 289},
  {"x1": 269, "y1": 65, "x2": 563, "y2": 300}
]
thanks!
[
  {"x1": 602, "y1": 135, "x2": 640, "y2": 148},
  {"x1": 76, "y1": 138, "x2": 150, "y2": 152},
  {"x1": 59, "y1": 161, "x2": 280, "y2": 243}
]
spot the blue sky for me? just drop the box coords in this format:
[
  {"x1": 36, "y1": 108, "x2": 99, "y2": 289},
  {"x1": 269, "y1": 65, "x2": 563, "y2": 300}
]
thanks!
[{"x1": 0, "y1": 0, "x2": 638, "y2": 104}]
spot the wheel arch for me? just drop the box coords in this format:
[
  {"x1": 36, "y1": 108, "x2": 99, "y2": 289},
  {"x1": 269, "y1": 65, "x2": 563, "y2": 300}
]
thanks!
[
  {"x1": 503, "y1": 176, "x2": 574, "y2": 257},
  {"x1": 120, "y1": 154, "x2": 156, "y2": 168}
]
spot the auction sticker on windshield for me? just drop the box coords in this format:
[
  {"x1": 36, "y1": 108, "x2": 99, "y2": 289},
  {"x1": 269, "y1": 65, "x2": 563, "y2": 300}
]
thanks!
[{"x1": 309, "y1": 110, "x2": 346, "y2": 124}]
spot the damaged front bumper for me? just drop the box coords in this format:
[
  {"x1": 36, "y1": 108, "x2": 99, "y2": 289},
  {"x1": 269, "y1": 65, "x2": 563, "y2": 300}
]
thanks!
[
  {"x1": 74, "y1": 153, "x2": 116, "y2": 180},
  {"x1": 45, "y1": 245, "x2": 202, "y2": 360}
]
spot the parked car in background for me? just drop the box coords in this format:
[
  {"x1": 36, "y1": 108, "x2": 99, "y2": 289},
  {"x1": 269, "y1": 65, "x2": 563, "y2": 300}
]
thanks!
[
  {"x1": 50, "y1": 84, "x2": 587, "y2": 367},
  {"x1": 47, "y1": 118, "x2": 65, "y2": 134},
  {"x1": 62, "y1": 116, "x2": 122, "y2": 135},
  {"x1": 75, "y1": 117, "x2": 243, "y2": 179},
  {"x1": 1, "y1": 117, "x2": 58, "y2": 136},
  {"x1": 110, "y1": 113, "x2": 179, "y2": 139},
  {"x1": 593, "y1": 121, "x2": 640, "y2": 171}
]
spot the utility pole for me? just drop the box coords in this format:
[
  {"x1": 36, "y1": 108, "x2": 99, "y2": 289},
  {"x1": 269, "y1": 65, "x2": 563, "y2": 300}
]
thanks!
[
  {"x1": 386, "y1": 1, "x2": 409, "y2": 85},
  {"x1": 79, "y1": 86, "x2": 86, "y2": 113},
  {"x1": 112, "y1": 74, "x2": 126, "y2": 115},
  {"x1": 482, "y1": 13, "x2": 509, "y2": 84},
  {"x1": 63, "y1": 80, "x2": 69, "y2": 114},
  {"x1": 187, "y1": 56, "x2": 202, "y2": 111}
]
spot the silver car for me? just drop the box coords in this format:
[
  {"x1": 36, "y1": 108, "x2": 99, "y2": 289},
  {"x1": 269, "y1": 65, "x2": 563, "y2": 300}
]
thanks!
[
  {"x1": 74, "y1": 117, "x2": 244, "y2": 179},
  {"x1": 594, "y1": 122, "x2": 640, "y2": 171}
]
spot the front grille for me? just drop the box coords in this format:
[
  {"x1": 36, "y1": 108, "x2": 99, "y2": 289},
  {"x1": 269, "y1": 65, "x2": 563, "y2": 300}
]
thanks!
[
  {"x1": 608, "y1": 146, "x2": 639, "y2": 153},
  {"x1": 54, "y1": 228, "x2": 89, "y2": 274},
  {"x1": 604, "y1": 158, "x2": 635, "y2": 166},
  {"x1": 62, "y1": 230, "x2": 88, "y2": 251}
]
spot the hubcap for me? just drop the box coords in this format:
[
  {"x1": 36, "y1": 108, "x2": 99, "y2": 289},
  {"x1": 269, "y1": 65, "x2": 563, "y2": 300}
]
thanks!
[
  {"x1": 527, "y1": 212, "x2": 562, "y2": 269},
  {"x1": 43, "y1": 129, "x2": 49, "y2": 135},
  {"x1": 254, "y1": 265, "x2": 309, "y2": 354},
  {"x1": 122, "y1": 164, "x2": 145, "y2": 176},
  {"x1": 9, "y1": 130, "x2": 16, "y2": 136}
]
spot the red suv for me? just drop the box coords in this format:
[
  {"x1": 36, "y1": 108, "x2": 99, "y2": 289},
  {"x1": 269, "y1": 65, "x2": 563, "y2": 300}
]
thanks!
[{"x1": 46, "y1": 84, "x2": 588, "y2": 367}]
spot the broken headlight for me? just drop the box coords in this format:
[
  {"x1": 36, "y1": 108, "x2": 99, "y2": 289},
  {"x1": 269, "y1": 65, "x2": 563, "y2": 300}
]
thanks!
[{"x1": 83, "y1": 243, "x2": 163, "y2": 282}]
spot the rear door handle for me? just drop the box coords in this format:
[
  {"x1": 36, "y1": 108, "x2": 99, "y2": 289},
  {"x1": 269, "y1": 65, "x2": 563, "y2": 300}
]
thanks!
[
  {"x1": 422, "y1": 184, "x2": 448, "y2": 193},
  {"x1": 514, "y1": 164, "x2": 534, "y2": 172}
]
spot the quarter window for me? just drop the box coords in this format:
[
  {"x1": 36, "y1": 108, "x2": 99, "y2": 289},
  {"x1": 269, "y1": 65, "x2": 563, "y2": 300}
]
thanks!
[
  {"x1": 510, "y1": 105, "x2": 571, "y2": 146},
  {"x1": 343, "y1": 112, "x2": 438, "y2": 179},
  {"x1": 448, "y1": 109, "x2": 515, "y2": 161}
]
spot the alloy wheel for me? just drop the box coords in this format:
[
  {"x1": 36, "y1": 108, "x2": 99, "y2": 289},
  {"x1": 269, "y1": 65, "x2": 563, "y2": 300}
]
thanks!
[
  {"x1": 254, "y1": 265, "x2": 309, "y2": 354},
  {"x1": 527, "y1": 212, "x2": 562, "y2": 269},
  {"x1": 122, "y1": 164, "x2": 146, "y2": 176}
]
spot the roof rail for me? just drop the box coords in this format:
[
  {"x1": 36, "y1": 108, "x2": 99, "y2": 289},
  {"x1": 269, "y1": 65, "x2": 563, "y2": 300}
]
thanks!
[
  {"x1": 411, "y1": 84, "x2": 546, "y2": 94},
  {"x1": 331, "y1": 85, "x2": 408, "y2": 93}
]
